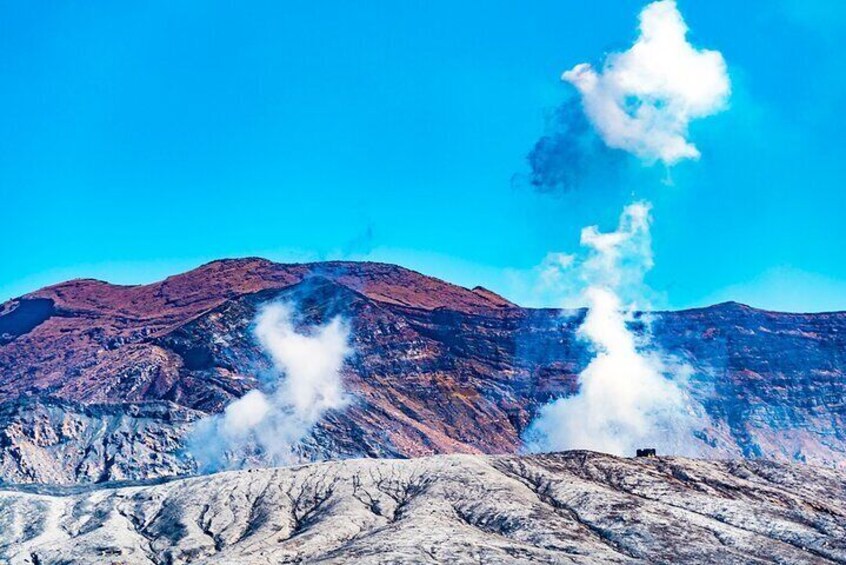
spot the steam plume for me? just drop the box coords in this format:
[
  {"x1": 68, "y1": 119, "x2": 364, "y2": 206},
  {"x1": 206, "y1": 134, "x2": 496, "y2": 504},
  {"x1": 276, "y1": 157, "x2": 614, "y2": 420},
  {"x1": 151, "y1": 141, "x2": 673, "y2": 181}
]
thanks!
[
  {"x1": 190, "y1": 302, "x2": 352, "y2": 471},
  {"x1": 526, "y1": 203, "x2": 700, "y2": 456},
  {"x1": 521, "y1": 99, "x2": 626, "y2": 194},
  {"x1": 524, "y1": 1, "x2": 725, "y2": 456},
  {"x1": 564, "y1": 0, "x2": 730, "y2": 164}
]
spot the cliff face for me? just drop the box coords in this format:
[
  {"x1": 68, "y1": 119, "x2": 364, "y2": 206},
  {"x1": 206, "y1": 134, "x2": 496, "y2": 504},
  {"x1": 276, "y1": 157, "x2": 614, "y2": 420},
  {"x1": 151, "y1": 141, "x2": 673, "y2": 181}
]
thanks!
[
  {"x1": 2, "y1": 451, "x2": 845, "y2": 564},
  {"x1": 0, "y1": 258, "x2": 845, "y2": 484},
  {"x1": 0, "y1": 398, "x2": 199, "y2": 485}
]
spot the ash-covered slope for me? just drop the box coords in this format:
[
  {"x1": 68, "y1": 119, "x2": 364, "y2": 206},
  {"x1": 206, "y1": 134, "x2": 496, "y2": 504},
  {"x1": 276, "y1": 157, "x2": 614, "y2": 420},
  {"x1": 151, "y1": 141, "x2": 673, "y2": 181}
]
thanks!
[
  {"x1": 1, "y1": 451, "x2": 845, "y2": 564},
  {"x1": 1, "y1": 258, "x2": 845, "y2": 484}
]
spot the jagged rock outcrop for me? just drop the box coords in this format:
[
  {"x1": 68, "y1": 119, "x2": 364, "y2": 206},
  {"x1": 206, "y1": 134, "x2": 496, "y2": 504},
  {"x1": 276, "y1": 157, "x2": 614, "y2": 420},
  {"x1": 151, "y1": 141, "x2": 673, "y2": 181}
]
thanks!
[
  {"x1": 1, "y1": 451, "x2": 844, "y2": 564},
  {"x1": 1, "y1": 259, "x2": 845, "y2": 484},
  {"x1": 0, "y1": 398, "x2": 199, "y2": 484}
]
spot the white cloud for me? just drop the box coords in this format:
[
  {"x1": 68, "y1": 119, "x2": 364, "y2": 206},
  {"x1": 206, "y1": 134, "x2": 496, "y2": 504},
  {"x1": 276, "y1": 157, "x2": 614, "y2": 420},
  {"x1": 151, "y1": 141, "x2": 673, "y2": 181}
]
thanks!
[
  {"x1": 254, "y1": 302, "x2": 350, "y2": 424},
  {"x1": 579, "y1": 201, "x2": 653, "y2": 301},
  {"x1": 526, "y1": 202, "x2": 702, "y2": 456},
  {"x1": 190, "y1": 302, "x2": 352, "y2": 470},
  {"x1": 563, "y1": 0, "x2": 730, "y2": 164},
  {"x1": 221, "y1": 389, "x2": 272, "y2": 435},
  {"x1": 513, "y1": 203, "x2": 655, "y2": 309}
]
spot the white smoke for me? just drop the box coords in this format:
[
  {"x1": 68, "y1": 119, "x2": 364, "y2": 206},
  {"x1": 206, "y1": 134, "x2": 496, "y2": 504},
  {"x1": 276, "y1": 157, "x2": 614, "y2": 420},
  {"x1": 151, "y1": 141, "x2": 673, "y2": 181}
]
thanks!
[
  {"x1": 526, "y1": 202, "x2": 701, "y2": 456},
  {"x1": 523, "y1": 0, "x2": 725, "y2": 456},
  {"x1": 190, "y1": 302, "x2": 352, "y2": 471},
  {"x1": 563, "y1": 0, "x2": 730, "y2": 164}
]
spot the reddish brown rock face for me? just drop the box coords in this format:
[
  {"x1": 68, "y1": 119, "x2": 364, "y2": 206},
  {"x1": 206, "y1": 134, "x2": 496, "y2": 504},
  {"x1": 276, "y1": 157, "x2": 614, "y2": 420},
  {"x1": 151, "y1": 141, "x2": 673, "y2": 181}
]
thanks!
[
  {"x1": 0, "y1": 259, "x2": 515, "y2": 404},
  {"x1": 0, "y1": 258, "x2": 844, "y2": 484}
]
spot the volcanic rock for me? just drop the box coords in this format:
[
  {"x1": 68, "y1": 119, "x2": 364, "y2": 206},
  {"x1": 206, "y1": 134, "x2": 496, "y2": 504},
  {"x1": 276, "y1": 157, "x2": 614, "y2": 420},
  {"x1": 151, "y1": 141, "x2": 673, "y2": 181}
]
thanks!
[
  {"x1": 1, "y1": 259, "x2": 844, "y2": 483},
  {"x1": 0, "y1": 451, "x2": 844, "y2": 564}
]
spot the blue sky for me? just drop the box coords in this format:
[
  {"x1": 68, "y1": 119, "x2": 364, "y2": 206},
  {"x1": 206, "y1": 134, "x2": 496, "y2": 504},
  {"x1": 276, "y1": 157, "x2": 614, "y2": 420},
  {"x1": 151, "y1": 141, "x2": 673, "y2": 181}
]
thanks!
[{"x1": 2, "y1": 1, "x2": 845, "y2": 311}]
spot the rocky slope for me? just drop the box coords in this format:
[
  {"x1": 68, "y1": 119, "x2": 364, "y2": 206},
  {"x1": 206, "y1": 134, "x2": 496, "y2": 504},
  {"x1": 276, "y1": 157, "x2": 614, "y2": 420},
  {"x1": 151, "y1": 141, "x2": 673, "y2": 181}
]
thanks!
[
  {"x1": 1, "y1": 451, "x2": 845, "y2": 564},
  {"x1": 1, "y1": 258, "x2": 845, "y2": 484},
  {"x1": 0, "y1": 398, "x2": 199, "y2": 485}
]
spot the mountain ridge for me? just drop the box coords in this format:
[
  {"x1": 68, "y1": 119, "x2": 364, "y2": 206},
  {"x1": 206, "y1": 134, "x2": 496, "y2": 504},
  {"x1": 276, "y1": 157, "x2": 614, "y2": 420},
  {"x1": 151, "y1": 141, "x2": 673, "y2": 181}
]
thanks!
[
  {"x1": 17, "y1": 257, "x2": 841, "y2": 315},
  {"x1": 1, "y1": 258, "x2": 845, "y2": 484}
]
